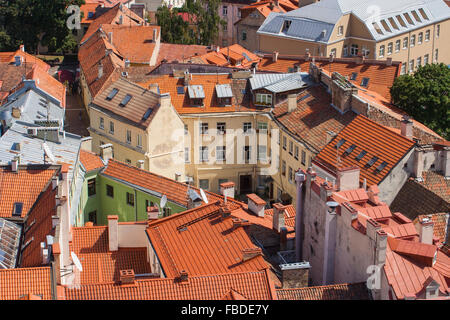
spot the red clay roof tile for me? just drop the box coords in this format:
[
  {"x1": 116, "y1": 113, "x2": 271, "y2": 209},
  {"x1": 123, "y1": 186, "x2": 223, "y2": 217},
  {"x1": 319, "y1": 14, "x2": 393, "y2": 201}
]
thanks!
[
  {"x1": 276, "y1": 282, "x2": 371, "y2": 300},
  {"x1": 0, "y1": 267, "x2": 53, "y2": 300},
  {"x1": 79, "y1": 150, "x2": 105, "y2": 172}
]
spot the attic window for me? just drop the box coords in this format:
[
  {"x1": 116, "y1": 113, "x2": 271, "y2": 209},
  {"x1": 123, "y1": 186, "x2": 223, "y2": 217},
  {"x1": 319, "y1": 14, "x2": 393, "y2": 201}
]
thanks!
[
  {"x1": 388, "y1": 17, "x2": 399, "y2": 30},
  {"x1": 12, "y1": 202, "x2": 23, "y2": 216},
  {"x1": 350, "y1": 72, "x2": 358, "y2": 80},
  {"x1": 365, "y1": 156, "x2": 379, "y2": 168},
  {"x1": 418, "y1": 8, "x2": 429, "y2": 20},
  {"x1": 396, "y1": 15, "x2": 407, "y2": 28},
  {"x1": 335, "y1": 138, "x2": 346, "y2": 149},
  {"x1": 343, "y1": 144, "x2": 356, "y2": 156},
  {"x1": 177, "y1": 86, "x2": 185, "y2": 95},
  {"x1": 375, "y1": 161, "x2": 388, "y2": 173},
  {"x1": 403, "y1": 13, "x2": 414, "y2": 25},
  {"x1": 361, "y1": 78, "x2": 370, "y2": 87},
  {"x1": 380, "y1": 20, "x2": 391, "y2": 33},
  {"x1": 119, "y1": 94, "x2": 132, "y2": 107},
  {"x1": 411, "y1": 10, "x2": 421, "y2": 23},
  {"x1": 106, "y1": 88, "x2": 119, "y2": 101},
  {"x1": 282, "y1": 20, "x2": 292, "y2": 32},
  {"x1": 142, "y1": 108, "x2": 153, "y2": 120},
  {"x1": 372, "y1": 22, "x2": 384, "y2": 35},
  {"x1": 355, "y1": 150, "x2": 367, "y2": 161}
]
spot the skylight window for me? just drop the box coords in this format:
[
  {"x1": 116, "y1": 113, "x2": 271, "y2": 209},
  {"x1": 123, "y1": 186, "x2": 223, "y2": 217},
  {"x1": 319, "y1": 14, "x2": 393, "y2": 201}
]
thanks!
[
  {"x1": 388, "y1": 17, "x2": 399, "y2": 30},
  {"x1": 396, "y1": 15, "x2": 407, "y2": 28},
  {"x1": 418, "y1": 8, "x2": 429, "y2": 20},
  {"x1": 411, "y1": 10, "x2": 421, "y2": 23},
  {"x1": 177, "y1": 86, "x2": 185, "y2": 95},
  {"x1": 403, "y1": 13, "x2": 414, "y2": 25},
  {"x1": 355, "y1": 150, "x2": 367, "y2": 161},
  {"x1": 106, "y1": 88, "x2": 119, "y2": 101},
  {"x1": 372, "y1": 22, "x2": 383, "y2": 35},
  {"x1": 361, "y1": 78, "x2": 370, "y2": 87},
  {"x1": 142, "y1": 108, "x2": 153, "y2": 120},
  {"x1": 365, "y1": 156, "x2": 379, "y2": 168},
  {"x1": 282, "y1": 20, "x2": 292, "y2": 33},
  {"x1": 350, "y1": 73, "x2": 358, "y2": 81},
  {"x1": 380, "y1": 20, "x2": 391, "y2": 33},
  {"x1": 343, "y1": 144, "x2": 356, "y2": 156},
  {"x1": 12, "y1": 202, "x2": 23, "y2": 216},
  {"x1": 119, "y1": 94, "x2": 132, "y2": 107},
  {"x1": 335, "y1": 138, "x2": 346, "y2": 149},
  {"x1": 375, "y1": 161, "x2": 388, "y2": 173}
]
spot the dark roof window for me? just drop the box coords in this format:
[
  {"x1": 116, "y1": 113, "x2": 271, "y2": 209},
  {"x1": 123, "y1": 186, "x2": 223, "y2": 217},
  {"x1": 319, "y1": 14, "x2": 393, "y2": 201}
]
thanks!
[
  {"x1": 343, "y1": 144, "x2": 356, "y2": 156},
  {"x1": 361, "y1": 78, "x2": 370, "y2": 87},
  {"x1": 142, "y1": 108, "x2": 153, "y2": 120},
  {"x1": 177, "y1": 86, "x2": 185, "y2": 95},
  {"x1": 335, "y1": 138, "x2": 346, "y2": 149},
  {"x1": 350, "y1": 72, "x2": 358, "y2": 80},
  {"x1": 106, "y1": 88, "x2": 119, "y2": 101},
  {"x1": 365, "y1": 156, "x2": 379, "y2": 168},
  {"x1": 119, "y1": 94, "x2": 132, "y2": 107},
  {"x1": 12, "y1": 202, "x2": 23, "y2": 216},
  {"x1": 355, "y1": 150, "x2": 367, "y2": 161},
  {"x1": 375, "y1": 161, "x2": 388, "y2": 173}
]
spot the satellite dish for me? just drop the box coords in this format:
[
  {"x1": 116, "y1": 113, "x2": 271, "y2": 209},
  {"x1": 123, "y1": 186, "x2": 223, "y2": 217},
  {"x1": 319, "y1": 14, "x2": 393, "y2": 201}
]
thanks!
[
  {"x1": 200, "y1": 188, "x2": 209, "y2": 204},
  {"x1": 160, "y1": 195, "x2": 167, "y2": 209},
  {"x1": 71, "y1": 252, "x2": 83, "y2": 272}
]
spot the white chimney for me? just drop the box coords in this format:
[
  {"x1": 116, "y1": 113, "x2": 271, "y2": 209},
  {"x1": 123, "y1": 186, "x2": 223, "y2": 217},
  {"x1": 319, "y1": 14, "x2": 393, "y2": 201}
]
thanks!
[
  {"x1": 272, "y1": 203, "x2": 286, "y2": 232},
  {"x1": 336, "y1": 166, "x2": 360, "y2": 191},
  {"x1": 137, "y1": 160, "x2": 145, "y2": 169},
  {"x1": 98, "y1": 62, "x2": 103, "y2": 79},
  {"x1": 153, "y1": 28, "x2": 158, "y2": 42},
  {"x1": 11, "y1": 156, "x2": 19, "y2": 172},
  {"x1": 288, "y1": 94, "x2": 297, "y2": 112},
  {"x1": 272, "y1": 51, "x2": 279, "y2": 62},
  {"x1": 247, "y1": 194, "x2": 266, "y2": 217},
  {"x1": 108, "y1": 215, "x2": 119, "y2": 251},
  {"x1": 416, "y1": 216, "x2": 434, "y2": 245},
  {"x1": 400, "y1": 115, "x2": 413, "y2": 139},
  {"x1": 220, "y1": 181, "x2": 235, "y2": 199},
  {"x1": 100, "y1": 143, "x2": 113, "y2": 163}
]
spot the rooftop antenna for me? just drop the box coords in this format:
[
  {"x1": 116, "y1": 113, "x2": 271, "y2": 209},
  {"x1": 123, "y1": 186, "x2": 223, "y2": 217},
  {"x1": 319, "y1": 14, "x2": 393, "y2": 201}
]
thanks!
[{"x1": 200, "y1": 188, "x2": 209, "y2": 204}]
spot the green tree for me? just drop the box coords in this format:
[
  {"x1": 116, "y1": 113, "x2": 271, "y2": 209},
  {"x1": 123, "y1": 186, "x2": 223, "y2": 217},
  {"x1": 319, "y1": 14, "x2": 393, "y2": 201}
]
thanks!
[
  {"x1": 195, "y1": 0, "x2": 225, "y2": 46},
  {"x1": 390, "y1": 63, "x2": 450, "y2": 140},
  {"x1": 156, "y1": 5, "x2": 193, "y2": 44},
  {"x1": 0, "y1": 0, "x2": 85, "y2": 53}
]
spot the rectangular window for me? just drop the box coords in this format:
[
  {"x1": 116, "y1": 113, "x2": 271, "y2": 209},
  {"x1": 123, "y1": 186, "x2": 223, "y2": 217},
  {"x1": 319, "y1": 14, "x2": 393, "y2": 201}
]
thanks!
[
  {"x1": 145, "y1": 199, "x2": 154, "y2": 209},
  {"x1": 200, "y1": 146, "x2": 208, "y2": 162},
  {"x1": 387, "y1": 43, "x2": 392, "y2": 55},
  {"x1": 126, "y1": 192, "x2": 135, "y2": 206},
  {"x1": 424, "y1": 54, "x2": 429, "y2": 65},
  {"x1": 217, "y1": 122, "x2": 226, "y2": 134},
  {"x1": 343, "y1": 45, "x2": 348, "y2": 57},
  {"x1": 403, "y1": 37, "x2": 408, "y2": 49},
  {"x1": 185, "y1": 147, "x2": 190, "y2": 163},
  {"x1": 257, "y1": 145, "x2": 266, "y2": 161},
  {"x1": 417, "y1": 57, "x2": 422, "y2": 68},
  {"x1": 410, "y1": 35, "x2": 415, "y2": 47},
  {"x1": 222, "y1": 5, "x2": 227, "y2": 16},
  {"x1": 216, "y1": 146, "x2": 226, "y2": 162},
  {"x1": 137, "y1": 134, "x2": 142, "y2": 148},
  {"x1": 379, "y1": 45, "x2": 385, "y2": 57},
  {"x1": 294, "y1": 146, "x2": 299, "y2": 160},
  {"x1": 243, "y1": 122, "x2": 252, "y2": 134},
  {"x1": 288, "y1": 167, "x2": 293, "y2": 183},
  {"x1": 255, "y1": 93, "x2": 272, "y2": 105},
  {"x1": 109, "y1": 121, "x2": 114, "y2": 134},
  {"x1": 200, "y1": 122, "x2": 208, "y2": 134},
  {"x1": 418, "y1": 32, "x2": 423, "y2": 44},
  {"x1": 425, "y1": 30, "x2": 430, "y2": 41},
  {"x1": 409, "y1": 60, "x2": 414, "y2": 72},
  {"x1": 257, "y1": 122, "x2": 268, "y2": 133},
  {"x1": 282, "y1": 160, "x2": 286, "y2": 176},
  {"x1": 163, "y1": 207, "x2": 172, "y2": 217},
  {"x1": 88, "y1": 178, "x2": 96, "y2": 197},
  {"x1": 106, "y1": 184, "x2": 114, "y2": 198},
  {"x1": 330, "y1": 48, "x2": 336, "y2": 57},
  {"x1": 434, "y1": 49, "x2": 438, "y2": 62},
  {"x1": 350, "y1": 44, "x2": 358, "y2": 56},
  {"x1": 283, "y1": 136, "x2": 287, "y2": 150},
  {"x1": 88, "y1": 211, "x2": 97, "y2": 225},
  {"x1": 199, "y1": 179, "x2": 209, "y2": 190},
  {"x1": 99, "y1": 117, "x2": 104, "y2": 130},
  {"x1": 401, "y1": 63, "x2": 406, "y2": 75},
  {"x1": 338, "y1": 26, "x2": 343, "y2": 36},
  {"x1": 243, "y1": 146, "x2": 251, "y2": 163},
  {"x1": 184, "y1": 124, "x2": 188, "y2": 135},
  {"x1": 289, "y1": 141, "x2": 293, "y2": 155},
  {"x1": 301, "y1": 150, "x2": 306, "y2": 165},
  {"x1": 436, "y1": 25, "x2": 440, "y2": 38},
  {"x1": 126, "y1": 130, "x2": 131, "y2": 144},
  {"x1": 395, "y1": 40, "x2": 400, "y2": 52},
  {"x1": 242, "y1": 31, "x2": 247, "y2": 41}
]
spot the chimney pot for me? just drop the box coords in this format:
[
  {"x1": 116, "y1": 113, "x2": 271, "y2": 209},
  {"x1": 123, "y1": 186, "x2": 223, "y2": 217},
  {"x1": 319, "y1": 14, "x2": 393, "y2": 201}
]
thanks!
[
  {"x1": 220, "y1": 181, "x2": 235, "y2": 199},
  {"x1": 272, "y1": 203, "x2": 286, "y2": 232},
  {"x1": 120, "y1": 269, "x2": 135, "y2": 285},
  {"x1": 100, "y1": 143, "x2": 113, "y2": 163},
  {"x1": 400, "y1": 115, "x2": 413, "y2": 139}
]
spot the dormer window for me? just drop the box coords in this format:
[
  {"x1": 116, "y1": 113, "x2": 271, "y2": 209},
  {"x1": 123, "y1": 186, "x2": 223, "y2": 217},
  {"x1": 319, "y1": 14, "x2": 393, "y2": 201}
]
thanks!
[
  {"x1": 12, "y1": 202, "x2": 23, "y2": 216},
  {"x1": 361, "y1": 78, "x2": 370, "y2": 87},
  {"x1": 187, "y1": 85, "x2": 205, "y2": 106},
  {"x1": 215, "y1": 84, "x2": 233, "y2": 106},
  {"x1": 282, "y1": 20, "x2": 292, "y2": 33}
]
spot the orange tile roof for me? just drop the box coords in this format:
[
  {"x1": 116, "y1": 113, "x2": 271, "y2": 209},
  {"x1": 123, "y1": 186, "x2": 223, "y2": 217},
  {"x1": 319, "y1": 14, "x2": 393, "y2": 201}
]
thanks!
[
  {"x1": 276, "y1": 282, "x2": 371, "y2": 300},
  {"x1": 70, "y1": 225, "x2": 152, "y2": 285},
  {"x1": 79, "y1": 150, "x2": 105, "y2": 172},
  {"x1": 414, "y1": 213, "x2": 449, "y2": 245},
  {"x1": 195, "y1": 44, "x2": 261, "y2": 69},
  {"x1": 102, "y1": 159, "x2": 243, "y2": 209},
  {"x1": 20, "y1": 183, "x2": 57, "y2": 267},
  {"x1": 0, "y1": 267, "x2": 53, "y2": 300},
  {"x1": 258, "y1": 55, "x2": 400, "y2": 100},
  {"x1": 0, "y1": 47, "x2": 50, "y2": 73},
  {"x1": 28, "y1": 65, "x2": 66, "y2": 108},
  {"x1": 157, "y1": 43, "x2": 209, "y2": 65},
  {"x1": 80, "y1": 3, "x2": 101, "y2": 24},
  {"x1": 264, "y1": 205, "x2": 296, "y2": 229},
  {"x1": 273, "y1": 85, "x2": 356, "y2": 152},
  {"x1": 314, "y1": 114, "x2": 415, "y2": 186},
  {"x1": 0, "y1": 166, "x2": 57, "y2": 218},
  {"x1": 247, "y1": 193, "x2": 266, "y2": 206},
  {"x1": 146, "y1": 202, "x2": 269, "y2": 278},
  {"x1": 62, "y1": 269, "x2": 276, "y2": 300},
  {"x1": 240, "y1": 0, "x2": 295, "y2": 19},
  {"x1": 101, "y1": 25, "x2": 160, "y2": 64}
]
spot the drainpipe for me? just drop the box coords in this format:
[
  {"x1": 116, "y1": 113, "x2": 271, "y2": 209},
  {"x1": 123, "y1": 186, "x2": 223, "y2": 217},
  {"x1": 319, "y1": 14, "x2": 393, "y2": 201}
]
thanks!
[
  {"x1": 294, "y1": 171, "x2": 306, "y2": 261},
  {"x1": 134, "y1": 189, "x2": 138, "y2": 222}
]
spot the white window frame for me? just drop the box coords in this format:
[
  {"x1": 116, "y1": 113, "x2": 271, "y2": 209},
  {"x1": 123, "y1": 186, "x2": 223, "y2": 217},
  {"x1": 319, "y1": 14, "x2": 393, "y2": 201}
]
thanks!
[
  {"x1": 99, "y1": 117, "x2": 104, "y2": 130},
  {"x1": 216, "y1": 146, "x2": 226, "y2": 162}
]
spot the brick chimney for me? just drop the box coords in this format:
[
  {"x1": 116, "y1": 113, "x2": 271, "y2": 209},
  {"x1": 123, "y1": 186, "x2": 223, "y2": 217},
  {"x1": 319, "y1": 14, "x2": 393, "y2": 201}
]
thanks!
[
  {"x1": 178, "y1": 270, "x2": 189, "y2": 283},
  {"x1": 336, "y1": 166, "x2": 360, "y2": 191},
  {"x1": 247, "y1": 193, "x2": 266, "y2": 217},
  {"x1": 220, "y1": 202, "x2": 232, "y2": 219},
  {"x1": 272, "y1": 203, "x2": 286, "y2": 232},
  {"x1": 416, "y1": 216, "x2": 434, "y2": 245},
  {"x1": 400, "y1": 115, "x2": 413, "y2": 139},
  {"x1": 220, "y1": 181, "x2": 235, "y2": 199},
  {"x1": 272, "y1": 51, "x2": 279, "y2": 62},
  {"x1": 108, "y1": 215, "x2": 119, "y2": 252},
  {"x1": 120, "y1": 269, "x2": 135, "y2": 285},
  {"x1": 99, "y1": 143, "x2": 113, "y2": 163},
  {"x1": 330, "y1": 72, "x2": 358, "y2": 113},
  {"x1": 242, "y1": 247, "x2": 262, "y2": 261},
  {"x1": 287, "y1": 94, "x2": 297, "y2": 112}
]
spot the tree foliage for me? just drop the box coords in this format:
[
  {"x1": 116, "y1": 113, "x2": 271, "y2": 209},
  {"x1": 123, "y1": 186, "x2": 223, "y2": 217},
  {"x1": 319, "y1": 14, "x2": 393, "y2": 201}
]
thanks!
[
  {"x1": 0, "y1": 0, "x2": 85, "y2": 53},
  {"x1": 156, "y1": 0, "x2": 225, "y2": 46},
  {"x1": 390, "y1": 63, "x2": 450, "y2": 140}
]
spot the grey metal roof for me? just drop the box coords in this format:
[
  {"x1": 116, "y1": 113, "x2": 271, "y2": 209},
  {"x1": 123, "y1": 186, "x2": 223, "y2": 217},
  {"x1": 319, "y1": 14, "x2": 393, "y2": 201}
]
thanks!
[
  {"x1": 215, "y1": 84, "x2": 233, "y2": 98},
  {"x1": 0, "y1": 121, "x2": 82, "y2": 183},
  {"x1": 187, "y1": 85, "x2": 205, "y2": 99},
  {"x1": 250, "y1": 73, "x2": 308, "y2": 93},
  {"x1": 1, "y1": 89, "x2": 65, "y2": 126}
]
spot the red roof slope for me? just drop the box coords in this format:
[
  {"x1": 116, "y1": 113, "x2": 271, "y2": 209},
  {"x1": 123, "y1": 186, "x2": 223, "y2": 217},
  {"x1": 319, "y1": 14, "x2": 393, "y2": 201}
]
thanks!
[
  {"x1": 0, "y1": 267, "x2": 53, "y2": 300},
  {"x1": 0, "y1": 166, "x2": 57, "y2": 218},
  {"x1": 314, "y1": 114, "x2": 415, "y2": 186},
  {"x1": 79, "y1": 150, "x2": 105, "y2": 172},
  {"x1": 146, "y1": 202, "x2": 269, "y2": 278},
  {"x1": 276, "y1": 282, "x2": 371, "y2": 300},
  {"x1": 62, "y1": 269, "x2": 276, "y2": 300}
]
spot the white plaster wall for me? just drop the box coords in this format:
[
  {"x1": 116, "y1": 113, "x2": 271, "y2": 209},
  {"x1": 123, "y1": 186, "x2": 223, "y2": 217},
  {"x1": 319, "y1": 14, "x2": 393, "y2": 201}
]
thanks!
[{"x1": 118, "y1": 223, "x2": 149, "y2": 248}]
